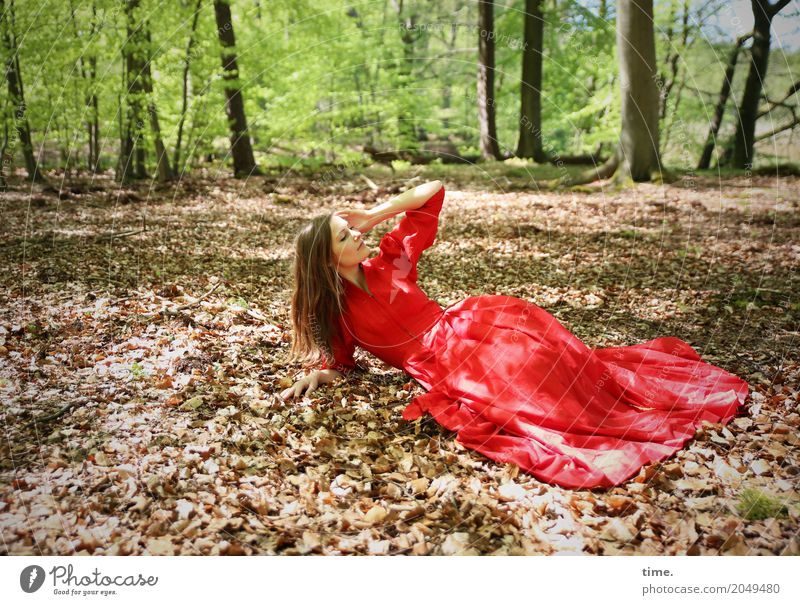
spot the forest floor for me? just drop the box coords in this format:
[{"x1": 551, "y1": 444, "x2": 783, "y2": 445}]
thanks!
[{"x1": 1, "y1": 163, "x2": 798, "y2": 555}]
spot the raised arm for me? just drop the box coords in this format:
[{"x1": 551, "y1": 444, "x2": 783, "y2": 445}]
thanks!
[{"x1": 336, "y1": 180, "x2": 442, "y2": 233}]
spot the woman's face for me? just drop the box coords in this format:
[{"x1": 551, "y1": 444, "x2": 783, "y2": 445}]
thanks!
[{"x1": 329, "y1": 214, "x2": 371, "y2": 270}]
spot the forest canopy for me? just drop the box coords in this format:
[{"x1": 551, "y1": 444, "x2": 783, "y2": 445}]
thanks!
[{"x1": 1, "y1": 0, "x2": 798, "y2": 184}]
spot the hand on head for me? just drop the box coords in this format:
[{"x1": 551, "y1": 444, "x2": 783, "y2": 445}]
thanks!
[{"x1": 334, "y1": 208, "x2": 373, "y2": 233}]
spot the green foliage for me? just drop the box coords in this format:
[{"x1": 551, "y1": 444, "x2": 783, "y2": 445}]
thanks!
[
  {"x1": 130, "y1": 361, "x2": 146, "y2": 379},
  {"x1": 2, "y1": 0, "x2": 797, "y2": 177},
  {"x1": 227, "y1": 296, "x2": 249, "y2": 309},
  {"x1": 736, "y1": 488, "x2": 789, "y2": 521}
]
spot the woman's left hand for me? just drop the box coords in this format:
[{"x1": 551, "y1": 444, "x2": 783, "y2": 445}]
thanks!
[{"x1": 335, "y1": 208, "x2": 375, "y2": 234}]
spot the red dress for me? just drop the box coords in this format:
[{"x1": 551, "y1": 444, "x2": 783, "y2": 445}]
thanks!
[{"x1": 322, "y1": 185, "x2": 749, "y2": 489}]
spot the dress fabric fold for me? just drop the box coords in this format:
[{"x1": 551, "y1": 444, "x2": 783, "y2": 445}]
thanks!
[{"x1": 321, "y1": 185, "x2": 749, "y2": 489}]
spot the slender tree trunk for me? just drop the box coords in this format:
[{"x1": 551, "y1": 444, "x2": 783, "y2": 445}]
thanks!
[
  {"x1": 142, "y1": 27, "x2": 172, "y2": 181},
  {"x1": 441, "y1": 14, "x2": 461, "y2": 130},
  {"x1": 185, "y1": 89, "x2": 207, "y2": 173},
  {"x1": 583, "y1": 0, "x2": 609, "y2": 103},
  {"x1": 89, "y1": 54, "x2": 100, "y2": 172},
  {"x1": 657, "y1": 0, "x2": 677, "y2": 120},
  {"x1": 69, "y1": 0, "x2": 101, "y2": 173},
  {"x1": 663, "y1": 75, "x2": 686, "y2": 151},
  {"x1": 477, "y1": 0, "x2": 501, "y2": 160},
  {"x1": 174, "y1": 0, "x2": 202, "y2": 173},
  {"x1": 516, "y1": 0, "x2": 547, "y2": 161},
  {"x1": 394, "y1": 1, "x2": 421, "y2": 147},
  {"x1": 88, "y1": 2, "x2": 100, "y2": 173},
  {"x1": 658, "y1": 0, "x2": 691, "y2": 121},
  {"x1": 616, "y1": 0, "x2": 661, "y2": 181},
  {"x1": 116, "y1": 87, "x2": 124, "y2": 180},
  {"x1": 731, "y1": 0, "x2": 791, "y2": 169},
  {"x1": 1, "y1": 96, "x2": 10, "y2": 190},
  {"x1": 213, "y1": 0, "x2": 259, "y2": 177},
  {"x1": 1, "y1": 0, "x2": 43, "y2": 182},
  {"x1": 697, "y1": 33, "x2": 751, "y2": 170},
  {"x1": 574, "y1": 0, "x2": 610, "y2": 146},
  {"x1": 119, "y1": 0, "x2": 148, "y2": 182}
]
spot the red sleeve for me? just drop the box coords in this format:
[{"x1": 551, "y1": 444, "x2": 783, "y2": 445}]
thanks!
[
  {"x1": 320, "y1": 317, "x2": 356, "y2": 374},
  {"x1": 378, "y1": 184, "x2": 445, "y2": 278}
]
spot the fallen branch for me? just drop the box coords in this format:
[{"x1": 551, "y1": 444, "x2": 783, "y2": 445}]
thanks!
[
  {"x1": 97, "y1": 217, "x2": 148, "y2": 241},
  {"x1": 359, "y1": 174, "x2": 379, "y2": 191},
  {"x1": 23, "y1": 400, "x2": 83, "y2": 429},
  {"x1": 98, "y1": 228, "x2": 146, "y2": 241},
  {"x1": 142, "y1": 280, "x2": 222, "y2": 318}
]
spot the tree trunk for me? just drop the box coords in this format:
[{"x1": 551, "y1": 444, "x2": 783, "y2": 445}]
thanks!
[
  {"x1": 731, "y1": 0, "x2": 791, "y2": 169},
  {"x1": 184, "y1": 67, "x2": 211, "y2": 173},
  {"x1": 1, "y1": 98, "x2": 9, "y2": 190},
  {"x1": 174, "y1": 0, "x2": 203, "y2": 174},
  {"x1": 440, "y1": 14, "x2": 461, "y2": 131},
  {"x1": 213, "y1": 0, "x2": 259, "y2": 177},
  {"x1": 477, "y1": 0, "x2": 501, "y2": 160},
  {"x1": 658, "y1": 0, "x2": 690, "y2": 121},
  {"x1": 69, "y1": 0, "x2": 101, "y2": 173},
  {"x1": 89, "y1": 54, "x2": 100, "y2": 172},
  {"x1": 657, "y1": 0, "x2": 677, "y2": 120},
  {"x1": 142, "y1": 27, "x2": 172, "y2": 181},
  {"x1": 697, "y1": 33, "x2": 751, "y2": 170},
  {"x1": 616, "y1": 0, "x2": 661, "y2": 181},
  {"x1": 516, "y1": 0, "x2": 547, "y2": 162},
  {"x1": 116, "y1": 90, "x2": 125, "y2": 181},
  {"x1": 392, "y1": 1, "x2": 426, "y2": 147},
  {"x1": 542, "y1": 0, "x2": 664, "y2": 187},
  {"x1": 1, "y1": 0, "x2": 43, "y2": 182},
  {"x1": 582, "y1": 0, "x2": 609, "y2": 103},
  {"x1": 119, "y1": 0, "x2": 148, "y2": 182}
]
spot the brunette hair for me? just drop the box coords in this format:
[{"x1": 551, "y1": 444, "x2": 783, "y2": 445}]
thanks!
[{"x1": 287, "y1": 212, "x2": 346, "y2": 369}]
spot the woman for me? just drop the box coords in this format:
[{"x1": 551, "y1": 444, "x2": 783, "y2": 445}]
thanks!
[{"x1": 281, "y1": 180, "x2": 749, "y2": 489}]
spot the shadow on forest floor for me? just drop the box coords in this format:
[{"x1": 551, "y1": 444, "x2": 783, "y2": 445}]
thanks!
[{"x1": 0, "y1": 165, "x2": 798, "y2": 555}]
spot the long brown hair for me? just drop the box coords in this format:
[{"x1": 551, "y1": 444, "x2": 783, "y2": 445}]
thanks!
[{"x1": 288, "y1": 212, "x2": 346, "y2": 369}]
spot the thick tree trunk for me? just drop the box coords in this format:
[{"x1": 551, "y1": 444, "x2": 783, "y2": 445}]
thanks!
[
  {"x1": 732, "y1": 2, "x2": 771, "y2": 168},
  {"x1": 477, "y1": 0, "x2": 501, "y2": 160},
  {"x1": 616, "y1": 0, "x2": 661, "y2": 181},
  {"x1": 730, "y1": 0, "x2": 791, "y2": 168},
  {"x1": 174, "y1": 0, "x2": 203, "y2": 174},
  {"x1": 542, "y1": 0, "x2": 665, "y2": 188},
  {"x1": 1, "y1": 0, "x2": 43, "y2": 182},
  {"x1": 516, "y1": 0, "x2": 547, "y2": 162},
  {"x1": 213, "y1": 0, "x2": 259, "y2": 177},
  {"x1": 697, "y1": 33, "x2": 751, "y2": 170}
]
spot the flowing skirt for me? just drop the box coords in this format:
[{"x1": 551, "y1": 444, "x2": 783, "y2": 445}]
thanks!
[{"x1": 402, "y1": 295, "x2": 749, "y2": 489}]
